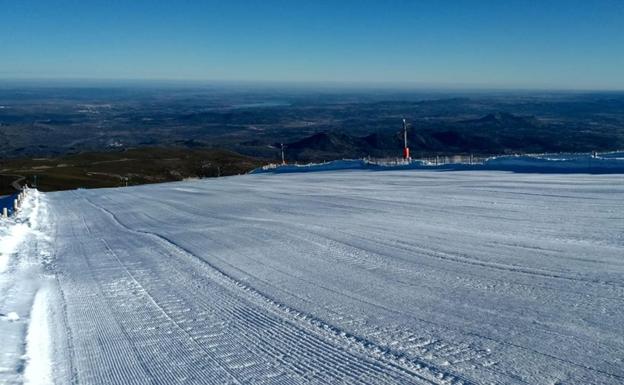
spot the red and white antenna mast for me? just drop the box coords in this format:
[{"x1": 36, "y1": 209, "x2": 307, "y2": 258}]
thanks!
[{"x1": 402, "y1": 118, "x2": 410, "y2": 160}]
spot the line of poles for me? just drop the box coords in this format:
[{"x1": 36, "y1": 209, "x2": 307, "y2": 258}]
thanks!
[{"x1": 1, "y1": 187, "x2": 28, "y2": 219}]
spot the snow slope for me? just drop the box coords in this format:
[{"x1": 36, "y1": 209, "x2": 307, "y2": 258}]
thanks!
[{"x1": 17, "y1": 170, "x2": 624, "y2": 384}]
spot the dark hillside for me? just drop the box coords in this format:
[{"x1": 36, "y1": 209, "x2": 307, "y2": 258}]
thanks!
[
  {"x1": 283, "y1": 112, "x2": 624, "y2": 161},
  {"x1": 0, "y1": 147, "x2": 263, "y2": 195}
]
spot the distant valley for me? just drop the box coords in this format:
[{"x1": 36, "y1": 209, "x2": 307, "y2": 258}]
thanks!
[{"x1": 1, "y1": 84, "x2": 623, "y2": 191}]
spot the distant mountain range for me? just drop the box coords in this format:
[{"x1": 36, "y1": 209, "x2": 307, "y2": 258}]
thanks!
[
  {"x1": 283, "y1": 113, "x2": 617, "y2": 161},
  {"x1": 2, "y1": 87, "x2": 623, "y2": 163}
]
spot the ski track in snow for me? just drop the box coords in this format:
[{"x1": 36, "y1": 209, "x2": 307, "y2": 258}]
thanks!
[
  {"x1": 11, "y1": 170, "x2": 624, "y2": 384},
  {"x1": 23, "y1": 286, "x2": 54, "y2": 385}
]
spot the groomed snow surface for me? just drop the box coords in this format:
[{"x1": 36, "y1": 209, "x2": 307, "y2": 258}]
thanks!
[{"x1": 2, "y1": 170, "x2": 623, "y2": 384}]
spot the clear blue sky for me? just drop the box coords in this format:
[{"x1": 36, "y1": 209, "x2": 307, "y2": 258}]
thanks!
[{"x1": 1, "y1": 0, "x2": 623, "y2": 90}]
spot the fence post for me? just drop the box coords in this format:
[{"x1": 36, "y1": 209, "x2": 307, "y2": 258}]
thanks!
[{"x1": 2, "y1": 207, "x2": 7, "y2": 218}]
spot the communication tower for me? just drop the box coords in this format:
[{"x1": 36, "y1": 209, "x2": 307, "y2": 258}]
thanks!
[{"x1": 403, "y1": 118, "x2": 410, "y2": 160}]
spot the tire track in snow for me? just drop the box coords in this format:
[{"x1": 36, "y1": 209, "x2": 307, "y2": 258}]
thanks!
[
  {"x1": 47, "y1": 171, "x2": 624, "y2": 385},
  {"x1": 61, "y1": 208, "x2": 244, "y2": 384},
  {"x1": 82, "y1": 195, "x2": 478, "y2": 385},
  {"x1": 98, "y1": 237, "x2": 245, "y2": 385},
  {"x1": 92, "y1": 184, "x2": 624, "y2": 384},
  {"x1": 104, "y1": 195, "x2": 622, "y2": 383},
  {"x1": 51, "y1": 194, "x2": 432, "y2": 384}
]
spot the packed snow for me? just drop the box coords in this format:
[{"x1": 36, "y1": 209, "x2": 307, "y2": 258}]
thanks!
[{"x1": 1, "y1": 169, "x2": 623, "y2": 384}]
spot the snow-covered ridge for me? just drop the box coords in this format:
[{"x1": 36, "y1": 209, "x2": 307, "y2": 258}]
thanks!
[{"x1": 252, "y1": 152, "x2": 624, "y2": 174}]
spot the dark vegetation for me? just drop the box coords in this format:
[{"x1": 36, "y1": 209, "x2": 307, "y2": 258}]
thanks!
[
  {"x1": 1, "y1": 82, "x2": 623, "y2": 191},
  {"x1": 0, "y1": 147, "x2": 263, "y2": 195}
]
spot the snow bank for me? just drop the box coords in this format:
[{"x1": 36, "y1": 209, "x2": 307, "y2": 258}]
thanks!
[
  {"x1": 483, "y1": 153, "x2": 624, "y2": 172},
  {"x1": 0, "y1": 189, "x2": 54, "y2": 385},
  {"x1": 0, "y1": 222, "x2": 29, "y2": 273},
  {"x1": 253, "y1": 159, "x2": 368, "y2": 173},
  {"x1": 0, "y1": 189, "x2": 42, "y2": 272},
  {"x1": 45, "y1": 170, "x2": 624, "y2": 385},
  {"x1": 251, "y1": 152, "x2": 624, "y2": 174}
]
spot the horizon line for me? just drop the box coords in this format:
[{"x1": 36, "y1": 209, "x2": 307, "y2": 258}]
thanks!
[{"x1": 1, "y1": 77, "x2": 623, "y2": 94}]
